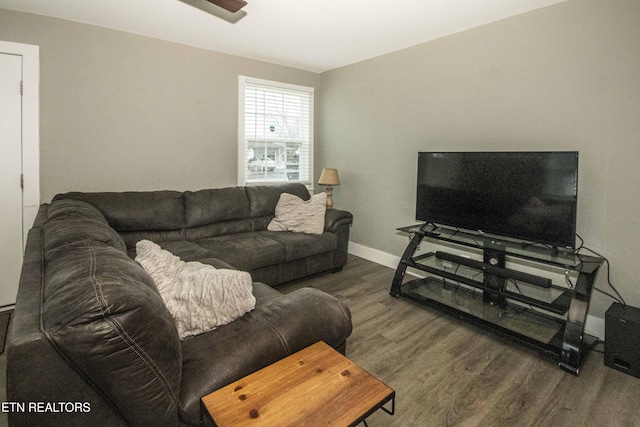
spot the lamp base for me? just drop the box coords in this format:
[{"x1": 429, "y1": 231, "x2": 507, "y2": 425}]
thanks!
[{"x1": 325, "y1": 186, "x2": 334, "y2": 208}]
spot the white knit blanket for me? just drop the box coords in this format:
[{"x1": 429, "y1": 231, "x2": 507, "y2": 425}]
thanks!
[{"x1": 135, "y1": 240, "x2": 255, "y2": 339}]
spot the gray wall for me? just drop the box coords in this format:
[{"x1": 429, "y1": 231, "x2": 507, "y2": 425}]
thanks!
[
  {"x1": 0, "y1": 9, "x2": 319, "y2": 201},
  {"x1": 318, "y1": 0, "x2": 640, "y2": 316},
  {"x1": 2, "y1": 1, "x2": 639, "y2": 319}
]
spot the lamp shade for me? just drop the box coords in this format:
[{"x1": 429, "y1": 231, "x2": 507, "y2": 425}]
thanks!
[{"x1": 318, "y1": 168, "x2": 340, "y2": 186}]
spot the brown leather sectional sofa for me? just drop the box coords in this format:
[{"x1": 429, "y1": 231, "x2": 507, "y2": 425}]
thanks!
[{"x1": 6, "y1": 183, "x2": 353, "y2": 426}]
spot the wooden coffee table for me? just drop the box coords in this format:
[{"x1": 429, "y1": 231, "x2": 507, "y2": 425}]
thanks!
[{"x1": 201, "y1": 341, "x2": 395, "y2": 427}]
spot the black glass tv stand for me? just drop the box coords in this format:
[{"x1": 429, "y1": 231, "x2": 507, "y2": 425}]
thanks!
[{"x1": 390, "y1": 223, "x2": 604, "y2": 375}]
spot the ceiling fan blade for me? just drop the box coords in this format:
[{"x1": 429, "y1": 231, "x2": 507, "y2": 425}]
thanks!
[{"x1": 205, "y1": 0, "x2": 247, "y2": 13}]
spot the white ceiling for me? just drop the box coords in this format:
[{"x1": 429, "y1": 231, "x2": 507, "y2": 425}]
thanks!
[{"x1": 0, "y1": 0, "x2": 567, "y2": 73}]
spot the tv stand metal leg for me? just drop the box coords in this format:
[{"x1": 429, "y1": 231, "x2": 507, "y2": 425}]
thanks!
[
  {"x1": 390, "y1": 232, "x2": 424, "y2": 297},
  {"x1": 560, "y1": 260, "x2": 602, "y2": 374}
]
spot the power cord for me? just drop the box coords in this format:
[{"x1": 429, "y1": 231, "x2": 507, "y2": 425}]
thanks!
[
  {"x1": 591, "y1": 339, "x2": 605, "y2": 354},
  {"x1": 575, "y1": 233, "x2": 626, "y2": 307}
]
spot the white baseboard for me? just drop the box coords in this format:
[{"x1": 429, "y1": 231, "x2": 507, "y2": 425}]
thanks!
[
  {"x1": 348, "y1": 242, "x2": 401, "y2": 270},
  {"x1": 347, "y1": 241, "x2": 605, "y2": 340},
  {"x1": 585, "y1": 315, "x2": 605, "y2": 341}
]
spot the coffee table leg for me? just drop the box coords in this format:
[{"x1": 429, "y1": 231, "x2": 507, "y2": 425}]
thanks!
[
  {"x1": 380, "y1": 394, "x2": 395, "y2": 416},
  {"x1": 359, "y1": 394, "x2": 395, "y2": 427}
]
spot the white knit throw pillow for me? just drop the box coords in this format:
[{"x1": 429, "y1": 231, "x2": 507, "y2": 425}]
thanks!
[
  {"x1": 135, "y1": 240, "x2": 255, "y2": 339},
  {"x1": 267, "y1": 192, "x2": 327, "y2": 234}
]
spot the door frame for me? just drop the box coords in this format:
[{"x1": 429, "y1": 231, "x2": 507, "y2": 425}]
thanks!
[{"x1": 0, "y1": 41, "x2": 40, "y2": 248}]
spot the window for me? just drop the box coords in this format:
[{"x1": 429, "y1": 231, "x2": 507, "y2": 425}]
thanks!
[{"x1": 238, "y1": 76, "x2": 314, "y2": 187}]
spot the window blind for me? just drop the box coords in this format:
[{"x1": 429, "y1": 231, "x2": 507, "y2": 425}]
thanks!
[{"x1": 238, "y1": 76, "x2": 314, "y2": 187}]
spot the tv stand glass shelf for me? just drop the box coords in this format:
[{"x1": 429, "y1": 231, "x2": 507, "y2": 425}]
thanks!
[{"x1": 390, "y1": 223, "x2": 604, "y2": 375}]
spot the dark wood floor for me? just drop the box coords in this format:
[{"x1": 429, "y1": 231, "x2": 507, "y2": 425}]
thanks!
[
  {"x1": 2, "y1": 254, "x2": 638, "y2": 427},
  {"x1": 279, "y1": 254, "x2": 640, "y2": 427}
]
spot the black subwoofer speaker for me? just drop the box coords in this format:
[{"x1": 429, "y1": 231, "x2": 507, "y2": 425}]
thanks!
[{"x1": 605, "y1": 302, "x2": 640, "y2": 378}]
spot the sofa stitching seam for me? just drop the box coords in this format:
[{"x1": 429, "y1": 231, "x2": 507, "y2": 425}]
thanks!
[
  {"x1": 39, "y1": 232, "x2": 127, "y2": 421},
  {"x1": 255, "y1": 311, "x2": 290, "y2": 354},
  {"x1": 86, "y1": 244, "x2": 183, "y2": 416}
]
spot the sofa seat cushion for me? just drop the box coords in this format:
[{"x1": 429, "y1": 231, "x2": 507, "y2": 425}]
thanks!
[
  {"x1": 259, "y1": 230, "x2": 338, "y2": 262},
  {"x1": 157, "y1": 240, "x2": 212, "y2": 262},
  {"x1": 193, "y1": 257, "x2": 237, "y2": 270},
  {"x1": 178, "y1": 288, "x2": 352, "y2": 425},
  {"x1": 193, "y1": 233, "x2": 285, "y2": 272}
]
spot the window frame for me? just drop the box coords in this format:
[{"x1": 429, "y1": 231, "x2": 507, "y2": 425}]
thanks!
[{"x1": 237, "y1": 76, "x2": 314, "y2": 188}]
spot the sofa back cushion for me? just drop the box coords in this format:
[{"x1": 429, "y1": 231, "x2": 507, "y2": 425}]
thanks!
[
  {"x1": 246, "y1": 184, "x2": 310, "y2": 218},
  {"x1": 52, "y1": 191, "x2": 185, "y2": 231},
  {"x1": 184, "y1": 187, "x2": 251, "y2": 227},
  {"x1": 46, "y1": 199, "x2": 111, "y2": 224},
  {"x1": 52, "y1": 184, "x2": 312, "y2": 244},
  {"x1": 44, "y1": 218, "x2": 128, "y2": 255},
  {"x1": 43, "y1": 199, "x2": 128, "y2": 255},
  {"x1": 183, "y1": 184, "x2": 311, "y2": 240}
]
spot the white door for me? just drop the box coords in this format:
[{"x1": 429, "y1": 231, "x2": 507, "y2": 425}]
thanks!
[{"x1": 0, "y1": 53, "x2": 24, "y2": 308}]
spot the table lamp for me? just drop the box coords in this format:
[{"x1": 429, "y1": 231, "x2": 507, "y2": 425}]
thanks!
[{"x1": 318, "y1": 168, "x2": 340, "y2": 208}]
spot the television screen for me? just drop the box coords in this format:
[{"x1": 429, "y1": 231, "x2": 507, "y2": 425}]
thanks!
[{"x1": 416, "y1": 151, "x2": 579, "y2": 248}]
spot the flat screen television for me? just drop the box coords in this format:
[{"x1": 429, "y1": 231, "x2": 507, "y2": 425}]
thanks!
[{"x1": 416, "y1": 151, "x2": 579, "y2": 249}]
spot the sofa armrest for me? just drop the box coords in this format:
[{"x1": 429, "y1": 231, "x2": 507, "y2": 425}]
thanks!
[
  {"x1": 324, "y1": 208, "x2": 353, "y2": 232},
  {"x1": 179, "y1": 287, "x2": 353, "y2": 425},
  {"x1": 8, "y1": 225, "x2": 129, "y2": 426}
]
